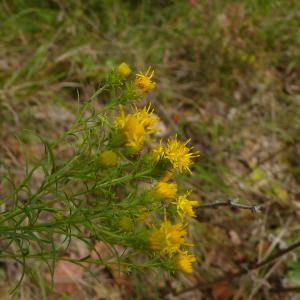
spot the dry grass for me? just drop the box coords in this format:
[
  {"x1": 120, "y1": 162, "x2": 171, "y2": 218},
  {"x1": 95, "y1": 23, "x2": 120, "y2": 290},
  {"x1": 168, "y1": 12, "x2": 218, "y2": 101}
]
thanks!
[{"x1": 1, "y1": 0, "x2": 300, "y2": 299}]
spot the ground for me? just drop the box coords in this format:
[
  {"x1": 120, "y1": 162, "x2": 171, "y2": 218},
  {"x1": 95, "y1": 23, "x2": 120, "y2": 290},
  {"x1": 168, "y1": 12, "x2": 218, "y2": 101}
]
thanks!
[{"x1": 0, "y1": 0, "x2": 300, "y2": 299}]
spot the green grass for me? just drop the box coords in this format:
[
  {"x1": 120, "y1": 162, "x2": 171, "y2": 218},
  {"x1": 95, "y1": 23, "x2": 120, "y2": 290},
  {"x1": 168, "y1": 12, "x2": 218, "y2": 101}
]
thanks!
[{"x1": 1, "y1": 0, "x2": 300, "y2": 299}]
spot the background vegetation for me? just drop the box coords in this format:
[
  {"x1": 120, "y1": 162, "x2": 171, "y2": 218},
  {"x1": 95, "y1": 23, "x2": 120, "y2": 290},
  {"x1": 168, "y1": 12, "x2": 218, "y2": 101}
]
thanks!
[{"x1": 0, "y1": 0, "x2": 300, "y2": 299}]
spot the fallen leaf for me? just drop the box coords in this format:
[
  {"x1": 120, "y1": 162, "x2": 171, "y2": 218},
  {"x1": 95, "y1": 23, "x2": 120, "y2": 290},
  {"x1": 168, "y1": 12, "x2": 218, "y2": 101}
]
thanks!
[
  {"x1": 212, "y1": 281, "x2": 236, "y2": 299},
  {"x1": 257, "y1": 239, "x2": 270, "y2": 256},
  {"x1": 171, "y1": 112, "x2": 181, "y2": 123}
]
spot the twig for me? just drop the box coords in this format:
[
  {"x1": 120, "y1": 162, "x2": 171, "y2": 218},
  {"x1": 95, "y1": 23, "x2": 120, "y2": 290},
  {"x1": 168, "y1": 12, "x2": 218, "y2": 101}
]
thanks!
[
  {"x1": 254, "y1": 240, "x2": 300, "y2": 269},
  {"x1": 195, "y1": 198, "x2": 262, "y2": 213},
  {"x1": 171, "y1": 240, "x2": 300, "y2": 297},
  {"x1": 270, "y1": 286, "x2": 300, "y2": 293}
]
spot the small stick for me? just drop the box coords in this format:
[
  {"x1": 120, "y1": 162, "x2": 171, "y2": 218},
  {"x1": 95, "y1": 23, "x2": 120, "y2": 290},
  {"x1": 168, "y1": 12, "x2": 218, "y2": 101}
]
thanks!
[
  {"x1": 270, "y1": 286, "x2": 300, "y2": 294},
  {"x1": 195, "y1": 198, "x2": 262, "y2": 213}
]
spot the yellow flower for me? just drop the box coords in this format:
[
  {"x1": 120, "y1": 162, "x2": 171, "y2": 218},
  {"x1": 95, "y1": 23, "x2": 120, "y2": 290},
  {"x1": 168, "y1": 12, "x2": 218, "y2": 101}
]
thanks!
[
  {"x1": 154, "y1": 136, "x2": 199, "y2": 173},
  {"x1": 114, "y1": 106, "x2": 145, "y2": 150},
  {"x1": 173, "y1": 193, "x2": 198, "y2": 219},
  {"x1": 133, "y1": 66, "x2": 156, "y2": 95},
  {"x1": 117, "y1": 62, "x2": 131, "y2": 77},
  {"x1": 175, "y1": 251, "x2": 196, "y2": 273},
  {"x1": 134, "y1": 103, "x2": 159, "y2": 134},
  {"x1": 153, "y1": 181, "x2": 177, "y2": 199},
  {"x1": 99, "y1": 150, "x2": 118, "y2": 168},
  {"x1": 123, "y1": 115, "x2": 146, "y2": 150},
  {"x1": 113, "y1": 105, "x2": 159, "y2": 150},
  {"x1": 148, "y1": 219, "x2": 187, "y2": 255}
]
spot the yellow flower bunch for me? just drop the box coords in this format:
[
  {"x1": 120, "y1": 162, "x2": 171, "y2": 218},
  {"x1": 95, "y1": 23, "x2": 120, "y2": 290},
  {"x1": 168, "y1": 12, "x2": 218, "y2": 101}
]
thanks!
[
  {"x1": 104, "y1": 64, "x2": 198, "y2": 273},
  {"x1": 147, "y1": 210, "x2": 196, "y2": 273},
  {"x1": 3, "y1": 62, "x2": 200, "y2": 281},
  {"x1": 113, "y1": 104, "x2": 159, "y2": 150},
  {"x1": 133, "y1": 104, "x2": 159, "y2": 134},
  {"x1": 148, "y1": 219, "x2": 187, "y2": 255}
]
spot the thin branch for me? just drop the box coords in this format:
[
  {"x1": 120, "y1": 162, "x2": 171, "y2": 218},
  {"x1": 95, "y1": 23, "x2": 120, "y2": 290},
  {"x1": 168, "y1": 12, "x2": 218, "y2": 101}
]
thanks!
[
  {"x1": 195, "y1": 198, "x2": 262, "y2": 213},
  {"x1": 271, "y1": 286, "x2": 300, "y2": 294},
  {"x1": 171, "y1": 240, "x2": 300, "y2": 297},
  {"x1": 254, "y1": 240, "x2": 300, "y2": 269}
]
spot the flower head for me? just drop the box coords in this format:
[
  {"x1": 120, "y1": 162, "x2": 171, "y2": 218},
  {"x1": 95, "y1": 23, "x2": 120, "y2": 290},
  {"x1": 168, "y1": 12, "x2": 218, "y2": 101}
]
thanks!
[
  {"x1": 117, "y1": 62, "x2": 131, "y2": 77},
  {"x1": 114, "y1": 105, "x2": 159, "y2": 150},
  {"x1": 173, "y1": 193, "x2": 198, "y2": 219},
  {"x1": 175, "y1": 251, "x2": 196, "y2": 273},
  {"x1": 153, "y1": 181, "x2": 177, "y2": 200},
  {"x1": 134, "y1": 104, "x2": 159, "y2": 134},
  {"x1": 123, "y1": 115, "x2": 146, "y2": 149},
  {"x1": 148, "y1": 219, "x2": 187, "y2": 255},
  {"x1": 99, "y1": 150, "x2": 118, "y2": 168},
  {"x1": 154, "y1": 136, "x2": 199, "y2": 173},
  {"x1": 134, "y1": 67, "x2": 156, "y2": 95}
]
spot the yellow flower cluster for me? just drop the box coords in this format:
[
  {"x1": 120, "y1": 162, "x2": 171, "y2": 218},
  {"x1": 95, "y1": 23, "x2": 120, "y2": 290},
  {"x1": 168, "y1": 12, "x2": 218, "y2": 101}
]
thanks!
[
  {"x1": 148, "y1": 219, "x2": 187, "y2": 255},
  {"x1": 152, "y1": 183, "x2": 198, "y2": 219},
  {"x1": 149, "y1": 182, "x2": 197, "y2": 272},
  {"x1": 148, "y1": 216, "x2": 196, "y2": 273},
  {"x1": 103, "y1": 64, "x2": 198, "y2": 273},
  {"x1": 133, "y1": 105, "x2": 159, "y2": 134},
  {"x1": 114, "y1": 104, "x2": 159, "y2": 151}
]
